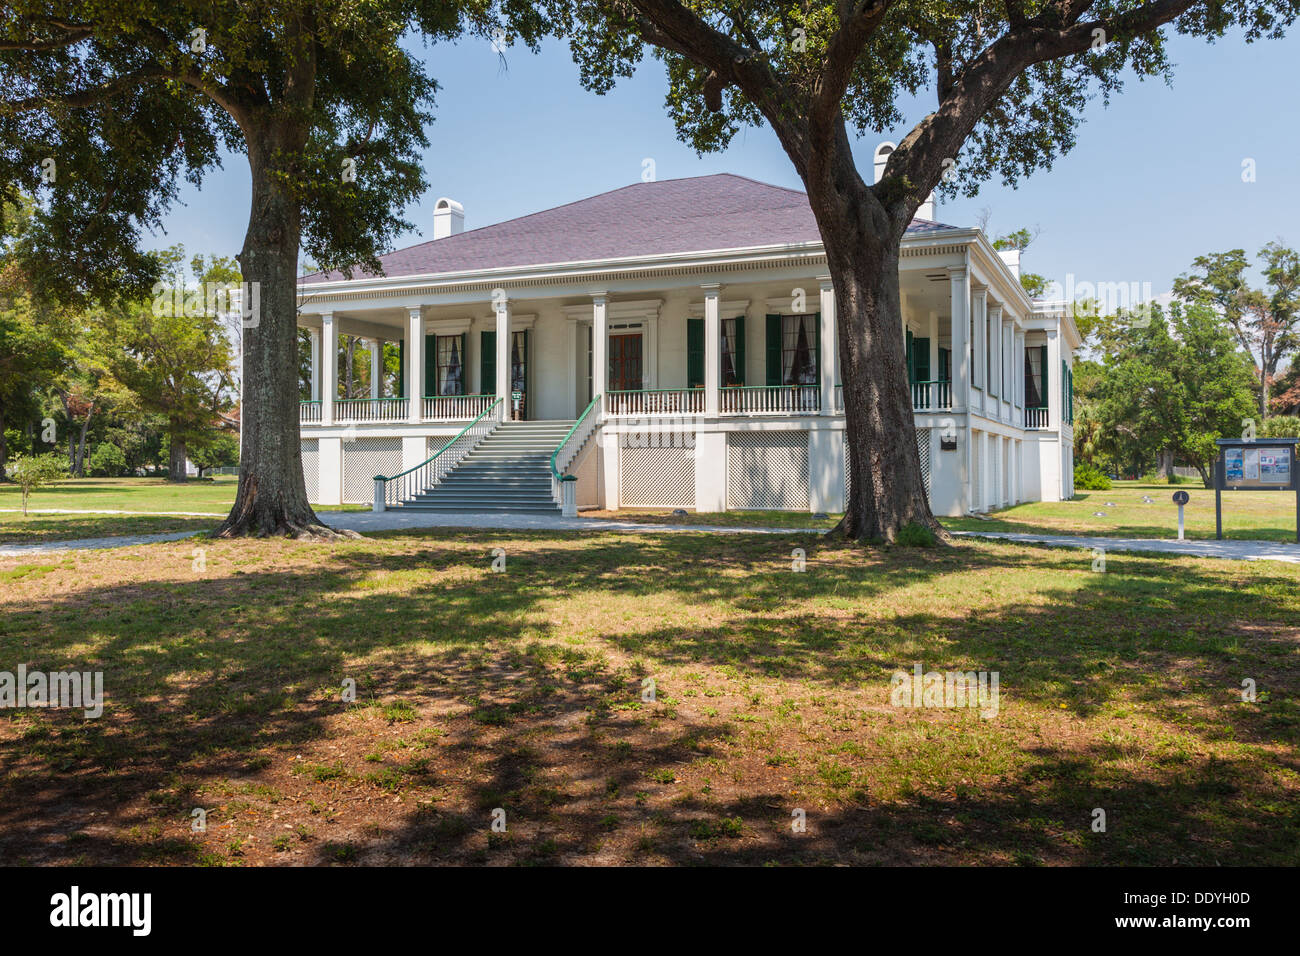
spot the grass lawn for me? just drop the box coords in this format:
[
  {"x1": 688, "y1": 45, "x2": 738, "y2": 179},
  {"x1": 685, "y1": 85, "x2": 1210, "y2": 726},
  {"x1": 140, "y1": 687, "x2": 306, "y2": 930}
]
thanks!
[
  {"x1": 0, "y1": 477, "x2": 366, "y2": 543},
  {"x1": 0, "y1": 476, "x2": 239, "y2": 514},
  {"x1": 0, "y1": 512, "x2": 218, "y2": 545},
  {"x1": 1, "y1": 528, "x2": 1295, "y2": 866},
  {"x1": 946, "y1": 480, "x2": 1299, "y2": 543}
]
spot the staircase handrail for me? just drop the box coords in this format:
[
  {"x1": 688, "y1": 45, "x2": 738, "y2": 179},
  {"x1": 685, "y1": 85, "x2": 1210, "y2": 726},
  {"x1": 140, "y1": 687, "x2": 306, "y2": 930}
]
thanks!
[
  {"x1": 373, "y1": 398, "x2": 502, "y2": 511},
  {"x1": 550, "y1": 395, "x2": 602, "y2": 514}
]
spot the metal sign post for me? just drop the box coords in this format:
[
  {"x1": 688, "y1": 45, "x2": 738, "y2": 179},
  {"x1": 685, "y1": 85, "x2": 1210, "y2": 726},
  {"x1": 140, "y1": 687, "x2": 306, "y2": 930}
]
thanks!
[
  {"x1": 1172, "y1": 490, "x2": 1189, "y2": 540},
  {"x1": 1213, "y1": 438, "x2": 1299, "y2": 543}
]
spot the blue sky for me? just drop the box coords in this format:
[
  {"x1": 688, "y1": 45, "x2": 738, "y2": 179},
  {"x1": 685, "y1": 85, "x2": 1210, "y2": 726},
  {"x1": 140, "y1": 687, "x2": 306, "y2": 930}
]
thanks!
[{"x1": 157, "y1": 27, "x2": 1300, "y2": 298}]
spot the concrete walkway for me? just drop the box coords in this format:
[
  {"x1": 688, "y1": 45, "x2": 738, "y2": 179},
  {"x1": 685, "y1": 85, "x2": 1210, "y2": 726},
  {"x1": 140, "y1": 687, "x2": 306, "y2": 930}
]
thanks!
[
  {"x1": 3, "y1": 511, "x2": 1297, "y2": 564},
  {"x1": 0, "y1": 510, "x2": 811, "y2": 558},
  {"x1": 953, "y1": 530, "x2": 1300, "y2": 564}
]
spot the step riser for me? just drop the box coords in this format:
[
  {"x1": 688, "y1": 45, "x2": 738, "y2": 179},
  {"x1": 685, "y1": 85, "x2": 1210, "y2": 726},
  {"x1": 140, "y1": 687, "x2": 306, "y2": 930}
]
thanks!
[{"x1": 399, "y1": 421, "x2": 576, "y2": 512}]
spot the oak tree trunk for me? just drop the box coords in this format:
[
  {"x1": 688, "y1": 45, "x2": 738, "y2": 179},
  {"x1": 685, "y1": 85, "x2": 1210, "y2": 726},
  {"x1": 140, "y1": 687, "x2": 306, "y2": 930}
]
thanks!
[
  {"x1": 215, "y1": 125, "x2": 342, "y2": 539},
  {"x1": 168, "y1": 432, "x2": 188, "y2": 482},
  {"x1": 806, "y1": 163, "x2": 942, "y2": 544}
]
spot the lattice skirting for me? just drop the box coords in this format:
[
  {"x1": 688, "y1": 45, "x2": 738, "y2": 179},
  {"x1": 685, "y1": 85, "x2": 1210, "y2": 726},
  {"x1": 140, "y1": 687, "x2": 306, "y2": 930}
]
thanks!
[
  {"x1": 301, "y1": 439, "x2": 320, "y2": 504},
  {"x1": 729, "y1": 432, "x2": 810, "y2": 511},
  {"x1": 916, "y1": 428, "x2": 932, "y2": 499},
  {"x1": 341, "y1": 437, "x2": 403, "y2": 504},
  {"x1": 843, "y1": 430, "x2": 932, "y2": 504},
  {"x1": 620, "y1": 444, "x2": 695, "y2": 508}
]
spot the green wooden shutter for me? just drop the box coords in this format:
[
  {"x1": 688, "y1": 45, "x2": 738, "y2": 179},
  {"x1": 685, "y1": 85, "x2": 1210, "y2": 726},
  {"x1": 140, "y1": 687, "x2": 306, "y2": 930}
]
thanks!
[
  {"x1": 913, "y1": 337, "x2": 930, "y2": 383},
  {"x1": 687, "y1": 317, "x2": 704, "y2": 388},
  {"x1": 481, "y1": 330, "x2": 496, "y2": 395},
  {"x1": 734, "y1": 315, "x2": 746, "y2": 386},
  {"x1": 765, "y1": 314, "x2": 782, "y2": 385},
  {"x1": 906, "y1": 329, "x2": 914, "y2": 383},
  {"x1": 1039, "y1": 345, "x2": 1048, "y2": 407},
  {"x1": 424, "y1": 333, "x2": 437, "y2": 398},
  {"x1": 397, "y1": 340, "x2": 405, "y2": 398}
]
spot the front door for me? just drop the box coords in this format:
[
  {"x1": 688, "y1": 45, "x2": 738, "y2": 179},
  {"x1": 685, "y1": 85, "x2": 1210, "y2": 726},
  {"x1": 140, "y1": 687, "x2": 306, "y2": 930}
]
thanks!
[{"x1": 609, "y1": 332, "x2": 643, "y2": 392}]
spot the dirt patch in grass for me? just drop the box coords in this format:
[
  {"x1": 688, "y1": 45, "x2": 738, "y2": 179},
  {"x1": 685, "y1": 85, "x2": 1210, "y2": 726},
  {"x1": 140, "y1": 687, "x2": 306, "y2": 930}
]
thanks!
[{"x1": 1, "y1": 529, "x2": 1297, "y2": 865}]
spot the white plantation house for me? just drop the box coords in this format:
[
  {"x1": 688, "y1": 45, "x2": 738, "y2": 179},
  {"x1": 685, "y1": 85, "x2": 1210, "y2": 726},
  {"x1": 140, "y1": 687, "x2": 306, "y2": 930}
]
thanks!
[{"x1": 296, "y1": 167, "x2": 1078, "y2": 517}]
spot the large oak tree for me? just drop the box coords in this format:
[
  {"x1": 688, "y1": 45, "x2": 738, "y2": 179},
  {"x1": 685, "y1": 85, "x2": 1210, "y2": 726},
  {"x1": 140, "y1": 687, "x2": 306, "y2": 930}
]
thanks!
[
  {"x1": 557, "y1": 0, "x2": 1297, "y2": 542},
  {"x1": 2, "y1": 1, "x2": 544, "y2": 536}
]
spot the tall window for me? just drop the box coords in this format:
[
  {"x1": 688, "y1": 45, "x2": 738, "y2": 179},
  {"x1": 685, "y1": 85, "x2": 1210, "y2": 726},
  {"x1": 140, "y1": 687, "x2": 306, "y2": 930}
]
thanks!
[
  {"x1": 1025, "y1": 347, "x2": 1044, "y2": 407},
  {"x1": 782, "y1": 314, "x2": 818, "y2": 386},
  {"x1": 721, "y1": 317, "x2": 743, "y2": 386},
  {"x1": 436, "y1": 335, "x2": 464, "y2": 396}
]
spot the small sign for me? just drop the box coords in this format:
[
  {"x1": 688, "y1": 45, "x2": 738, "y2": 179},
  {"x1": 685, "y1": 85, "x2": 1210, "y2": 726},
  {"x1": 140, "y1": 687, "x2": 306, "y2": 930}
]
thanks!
[
  {"x1": 940, "y1": 437, "x2": 957, "y2": 451},
  {"x1": 1172, "y1": 490, "x2": 1189, "y2": 505}
]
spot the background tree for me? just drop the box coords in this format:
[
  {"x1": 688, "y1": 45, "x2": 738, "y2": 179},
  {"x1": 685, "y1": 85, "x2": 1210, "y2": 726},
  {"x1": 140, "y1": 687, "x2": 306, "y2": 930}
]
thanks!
[
  {"x1": 1173, "y1": 242, "x2": 1300, "y2": 419},
  {"x1": 557, "y1": 0, "x2": 1296, "y2": 542},
  {"x1": 1093, "y1": 302, "x2": 1256, "y2": 486},
  {"x1": 2, "y1": 1, "x2": 546, "y2": 536},
  {"x1": 103, "y1": 249, "x2": 236, "y2": 481},
  {"x1": 991, "y1": 227, "x2": 1050, "y2": 297}
]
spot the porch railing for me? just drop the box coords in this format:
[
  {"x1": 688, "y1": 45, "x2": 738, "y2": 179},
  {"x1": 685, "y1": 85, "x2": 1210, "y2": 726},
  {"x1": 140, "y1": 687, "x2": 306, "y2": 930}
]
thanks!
[
  {"x1": 1025, "y1": 406, "x2": 1050, "y2": 428},
  {"x1": 423, "y1": 393, "x2": 495, "y2": 421},
  {"x1": 373, "y1": 397, "x2": 503, "y2": 511},
  {"x1": 721, "y1": 385, "x2": 820, "y2": 415},
  {"x1": 300, "y1": 400, "x2": 321, "y2": 424},
  {"x1": 550, "y1": 394, "x2": 602, "y2": 516},
  {"x1": 606, "y1": 388, "x2": 703, "y2": 416},
  {"x1": 335, "y1": 398, "x2": 409, "y2": 423},
  {"x1": 911, "y1": 380, "x2": 953, "y2": 411}
]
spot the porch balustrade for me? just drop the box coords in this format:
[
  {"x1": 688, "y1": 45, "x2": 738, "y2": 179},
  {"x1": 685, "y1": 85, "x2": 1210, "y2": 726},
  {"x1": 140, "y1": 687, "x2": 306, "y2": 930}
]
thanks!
[
  {"x1": 720, "y1": 385, "x2": 820, "y2": 415},
  {"x1": 300, "y1": 401, "x2": 322, "y2": 424},
  {"x1": 606, "y1": 389, "x2": 704, "y2": 416},
  {"x1": 1025, "y1": 406, "x2": 1050, "y2": 428},
  {"x1": 422, "y1": 394, "x2": 496, "y2": 421},
  {"x1": 334, "y1": 398, "x2": 409, "y2": 423},
  {"x1": 910, "y1": 380, "x2": 953, "y2": 411}
]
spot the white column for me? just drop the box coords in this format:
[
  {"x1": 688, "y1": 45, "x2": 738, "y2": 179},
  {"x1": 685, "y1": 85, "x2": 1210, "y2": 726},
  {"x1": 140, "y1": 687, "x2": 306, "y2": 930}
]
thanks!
[
  {"x1": 1046, "y1": 328, "x2": 1061, "y2": 430},
  {"x1": 818, "y1": 278, "x2": 836, "y2": 416},
  {"x1": 592, "y1": 293, "x2": 608, "y2": 408},
  {"x1": 566, "y1": 319, "x2": 578, "y2": 417},
  {"x1": 1014, "y1": 330, "x2": 1026, "y2": 420},
  {"x1": 320, "y1": 312, "x2": 336, "y2": 426},
  {"x1": 972, "y1": 288, "x2": 988, "y2": 401},
  {"x1": 949, "y1": 269, "x2": 970, "y2": 411},
  {"x1": 703, "y1": 283, "x2": 721, "y2": 417},
  {"x1": 369, "y1": 340, "x2": 381, "y2": 400},
  {"x1": 494, "y1": 297, "x2": 511, "y2": 419},
  {"x1": 407, "y1": 307, "x2": 423, "y2": 423},
  {"x1": 309, "y1": 329, "x2": 321, "y2": 402},
  {"x1": 988, "y1": 304, "x2": 1002, "y2": 401}
]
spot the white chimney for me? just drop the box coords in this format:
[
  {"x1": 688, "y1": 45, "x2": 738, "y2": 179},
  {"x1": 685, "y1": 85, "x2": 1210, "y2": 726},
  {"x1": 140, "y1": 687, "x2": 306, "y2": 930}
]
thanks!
[
  {"x1": 876, "y1": 141, "x2": 936, "y2": 221},
  {"x1": 998, "y1": 248, "x2": 1021, "y2": 279},
  {"x1": 432, "y1": 197, "x2": 464, "y2": 240}
]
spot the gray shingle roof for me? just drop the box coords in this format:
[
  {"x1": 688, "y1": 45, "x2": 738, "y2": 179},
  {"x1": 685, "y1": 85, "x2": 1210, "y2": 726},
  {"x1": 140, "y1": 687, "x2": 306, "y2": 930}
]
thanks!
[{"x1": 302, "y1": 173, "x2": 959, "y2": 284}]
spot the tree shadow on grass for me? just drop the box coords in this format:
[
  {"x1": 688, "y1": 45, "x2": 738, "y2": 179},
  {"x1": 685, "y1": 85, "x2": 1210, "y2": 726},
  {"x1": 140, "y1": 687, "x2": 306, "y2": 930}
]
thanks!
[{"x1": 0, "y1": 529, "x2": 1295, "y2": 864}]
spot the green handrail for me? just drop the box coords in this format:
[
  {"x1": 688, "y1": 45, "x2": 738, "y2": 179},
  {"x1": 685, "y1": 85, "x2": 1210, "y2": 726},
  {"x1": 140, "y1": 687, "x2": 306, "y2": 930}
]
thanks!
[
  {"x1": 374, "y1": 397, "x2": 502, "y2": 482},
  {"x1": 551, "y1": 394, "x2": 601, "y2": 484}
]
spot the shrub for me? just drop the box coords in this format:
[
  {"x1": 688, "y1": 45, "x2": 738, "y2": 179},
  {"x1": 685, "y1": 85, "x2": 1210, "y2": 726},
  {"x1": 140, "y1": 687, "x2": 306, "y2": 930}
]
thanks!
[
  {"x1": 1259, "y1": 415, "x2": 1300, "y2": 439},
  {"x1": 87, "y1": 442, "x2": 129, "y2": 477},
  {"x1": 1074, "y1": 462, "x2": 1112, "y2": 490},
  {"x1": 895, "y1": 521, "x2": 937, "y2": 548},
  {"x1": 8, "y1": 453, "x2": 67, "y2": 515}
]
